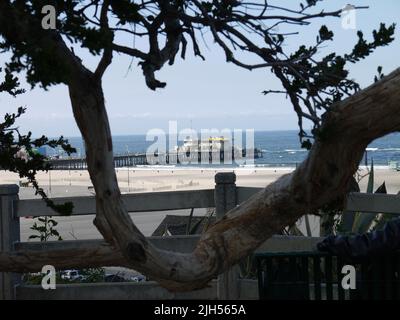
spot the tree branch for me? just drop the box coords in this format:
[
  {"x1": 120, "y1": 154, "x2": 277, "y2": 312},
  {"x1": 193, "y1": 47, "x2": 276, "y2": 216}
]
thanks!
[
  {"x1": 0, "y1": 243, "x2": 126, "y2": 273},
  {"x1": 2, "y1": 68, "x2": 399, "y2": 292},
  {"x1": 94, "y1": 0, "x2": 113, "y2": 79},
  {"x1": 112, "y1": 44, "x2": 149, "y2": 60},
  {"x1": 65, "y1": 66, "x2": 400, "y2": 291},
  {"x1": 1, "y1": 1, "x2": 399, "y2": 293}
]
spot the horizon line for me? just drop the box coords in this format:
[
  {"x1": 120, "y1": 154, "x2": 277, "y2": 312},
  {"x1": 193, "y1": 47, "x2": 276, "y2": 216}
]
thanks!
[{"x1": 49, "y1": 129, "x2": 303, "y2": 139}]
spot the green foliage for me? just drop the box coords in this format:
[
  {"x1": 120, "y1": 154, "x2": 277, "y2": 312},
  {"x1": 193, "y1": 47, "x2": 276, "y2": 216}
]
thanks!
[
  {"x1": 0, "y1": 1, "x2": 111, "y2": 87},
  {"x1": 280, "y1": 21, "x2": 395, "y2": 147},
  {"x1": 111, "y1": 0, "x2": 142, "y2": 25},
  {"x1": 29, "y1": 216, "x2": 62, "y2": 242},
  {"x1": 287, "y1": 160, "x2": 398, "y2": 237},
  {"x1": 345, "y1": 23, "x2": 396, "y2": 63},
  {"x1": 300, "y1": 0, "x2": 320, "y2": 10},
  {"x1": 23, "y1": 267, "x2": 106, "y2": 285},
  {"x1": 0, "y1": 69, "x2": 75, "y2": 215},
  {"x1": 186, "y1": 208, "x2": 195, "y2": 235},
  {"x1": 318, "y1": 25, "x2": 334, "y2": 41},
  {"x1": 200, "y1": 0, "x2": 240, "y2": 18},
  {"x1": 79, "y1": 268, "x2": 105, "y2": 282},
  {"x1": 366, "y1": 158, "x2": 374, "y2": 194},
  {"x1": 301, "y1": 139, "x2": 313, "y2": 150},
  {"x1": 336, "y1": 160, "x2": 394, "y2": 235},
  {"x1": 186, "y1": 207, "x2": 215, "y2": 235},
  {"x1": 0, "y1": 68, "x2": 25, "y2": 96},
  {"x1": 22, "y1": 272, "x2": 66, "y2": 285},
  {"x1": 239, "y1": 254, "x2": 257, "y2": 279}
]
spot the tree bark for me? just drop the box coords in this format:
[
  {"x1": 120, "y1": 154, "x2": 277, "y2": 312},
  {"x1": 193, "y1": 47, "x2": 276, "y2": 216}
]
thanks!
[
  {"x1": 1, "y1": 68, "x2": 399, "y2": 291},
  {"x1": 71, "y1": 67, "x2": 400, "y2": 292},
  {"x1": 0, "y1": 243, "x2": 127, "y2": 273}
]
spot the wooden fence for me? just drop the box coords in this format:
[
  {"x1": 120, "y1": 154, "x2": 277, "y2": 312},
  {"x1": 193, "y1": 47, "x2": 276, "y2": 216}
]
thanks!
[{"x1": 1, "y1": 172, "x2": 400, "y2": 299}]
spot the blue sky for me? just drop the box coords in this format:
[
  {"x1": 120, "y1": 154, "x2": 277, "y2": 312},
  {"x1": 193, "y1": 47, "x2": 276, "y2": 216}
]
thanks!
[{"x1": 1, "y1": 0, "x2": 399, "y2": 137}]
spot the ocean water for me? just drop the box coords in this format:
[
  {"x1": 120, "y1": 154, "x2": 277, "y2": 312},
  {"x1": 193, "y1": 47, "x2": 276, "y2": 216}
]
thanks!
[{"x1": 51, "y1": 130, "x2": 400, "y2": 168}]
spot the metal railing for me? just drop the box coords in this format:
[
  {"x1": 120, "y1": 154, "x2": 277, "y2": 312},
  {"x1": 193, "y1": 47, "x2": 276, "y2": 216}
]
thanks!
[{"x1": 256, "y1": 251, "x2": 400, "y2": 300}]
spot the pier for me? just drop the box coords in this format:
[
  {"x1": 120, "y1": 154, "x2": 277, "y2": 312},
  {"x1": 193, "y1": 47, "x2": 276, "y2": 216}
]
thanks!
[{"x1": 48, "y1": 149, "x2": 263, "y2": 170}]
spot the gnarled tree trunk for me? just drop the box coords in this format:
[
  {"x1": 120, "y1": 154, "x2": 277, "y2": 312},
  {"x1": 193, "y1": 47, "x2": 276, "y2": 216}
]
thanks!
[
  {"x1": 1, "y1": 0, "x2": 400, "y2": 292},
  {"x1": 1, "y1": 65, "x2": 399, "y2": 291}
]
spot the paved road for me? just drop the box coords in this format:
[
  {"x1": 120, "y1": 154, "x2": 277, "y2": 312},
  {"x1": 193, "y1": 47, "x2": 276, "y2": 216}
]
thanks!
[
  {"x1": 18, "y1": 185, "x2": 207, "y2": 241},
  {"x1": 20, "y1": 208, "x2": 207, "y2": 241}
]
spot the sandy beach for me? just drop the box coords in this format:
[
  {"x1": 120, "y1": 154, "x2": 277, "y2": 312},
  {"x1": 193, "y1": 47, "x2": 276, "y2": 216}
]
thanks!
[{"x1": 1, "y1": 167, "x2": 400, "y2": 242}]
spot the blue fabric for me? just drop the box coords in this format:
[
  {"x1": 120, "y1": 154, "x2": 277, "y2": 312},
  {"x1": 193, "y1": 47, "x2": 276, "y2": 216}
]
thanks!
[{"x1": 317, "y1": 218, "x2": 400, "y2": 262}]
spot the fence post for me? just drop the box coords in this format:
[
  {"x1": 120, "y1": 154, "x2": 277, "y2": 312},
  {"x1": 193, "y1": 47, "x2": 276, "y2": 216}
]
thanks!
[
  {"x1": 0, "y1": 184, "x2": 20, "y2": 300},
  {"x1": 214, "y1": 172, "x2": 240, "y2": 300}
]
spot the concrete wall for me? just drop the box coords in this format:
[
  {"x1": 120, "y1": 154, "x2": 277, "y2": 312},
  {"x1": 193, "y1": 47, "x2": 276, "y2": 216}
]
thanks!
[
  {"x1": 16, "y1": 281, "x2": 219, "y2": 300},
  {"x1": 14, "y1": 235, "x2": 322, "y2": 300}
]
